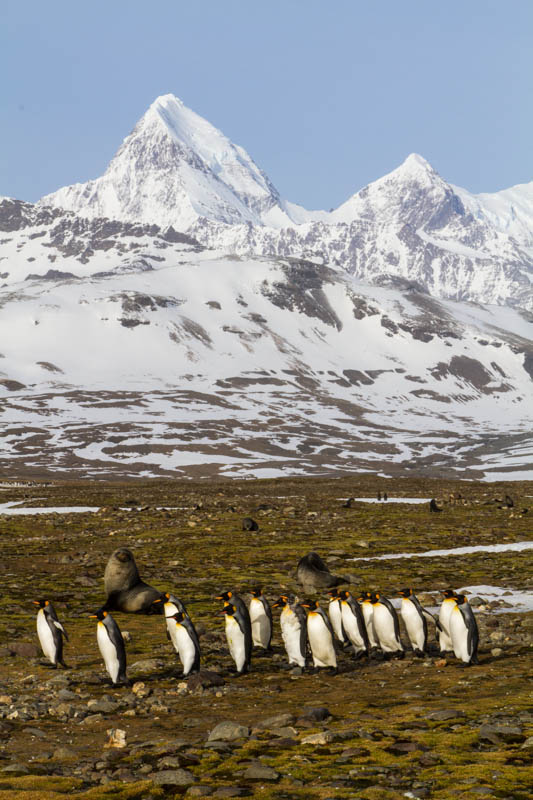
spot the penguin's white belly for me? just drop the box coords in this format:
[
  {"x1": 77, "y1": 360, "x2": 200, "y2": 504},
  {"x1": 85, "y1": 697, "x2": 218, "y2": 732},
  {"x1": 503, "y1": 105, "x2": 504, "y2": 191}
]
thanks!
[
  {"x1": 164, "y1": 602, "x2": 179, "y2": 643},
  {"x1": 97, "y1": 623, "x2": 120, "y2": 683},
  {"x1": 225, "y1": 616, "x2": 246, "y2": 672},
  {"x1": 438, "y1": 600, "x2": 455, "y2": 651},
  {"x1": 307, "y1": 613, "x2": 336, "y2": 668},
  {"x1": 37, "y1": 611, "x2": 56, "y2": 664},
  {"x1": 249, "y1": 599, "x2": 270, "y2": 648},
  {"x1": 362, "y1": 603, "x2": 378, "y2": 648},
  {"x1": 401, "y1": 600, "x2": 425, "y2": 650},
  {"x1": 328, "y1": 601, "x2": 345, "y2": 642},
  {"x1": 449, "y1": 606, "x2": 470, "y2": 662},
  {"x1": 174, "y1": 624, "x2": 196, "y2": 674},
  {"x1": 280, "y1": 608, "x2": 305, "y2": 666},
  {"x1": 373, "y1": 605, "x2": 401, "y2": 652},
  {"x1": 341, "y1": 604, "x2": 366, "y2": 650}
]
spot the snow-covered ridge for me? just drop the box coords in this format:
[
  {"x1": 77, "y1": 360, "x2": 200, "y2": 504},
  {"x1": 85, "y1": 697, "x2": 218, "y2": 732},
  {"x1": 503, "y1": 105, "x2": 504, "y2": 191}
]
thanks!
[
  {"x1": 1, "y1": 194, "x2": 533, "y2": 479},
  {"x1": 39, "y1": 94, "x2": 533, "y2": 312}
]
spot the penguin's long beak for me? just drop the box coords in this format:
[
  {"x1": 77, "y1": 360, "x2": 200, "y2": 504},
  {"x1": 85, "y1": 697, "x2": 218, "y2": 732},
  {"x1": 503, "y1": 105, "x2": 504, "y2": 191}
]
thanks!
[{"x1": 32, "y1": 600, "x2": 40, "y2": 606}]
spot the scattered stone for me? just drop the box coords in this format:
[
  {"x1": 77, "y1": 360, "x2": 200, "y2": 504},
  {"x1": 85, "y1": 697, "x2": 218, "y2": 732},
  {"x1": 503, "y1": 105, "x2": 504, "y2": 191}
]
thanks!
[
  {"x1": 132, "y1": 681, "x2": 151, "y2": 698},
  {"x1": 242, "y1": 765, "x2": 280, "y2": 781},
  {"x1": 153, "y1": 768, "x2": 196, "y2": 787},
  {"x1": 491, "y1": 648, "x2": 503, "y2": 657},
  {"x1": 386, "y1": 741, "x2": 424, "y2": 755},
  {"x1": 208, "y1": 721, "x2": 250, "y2": 742},
  {"x1": 1, "y1": 764, "x2": 30, "y2": 775},
  {"x1": 186, "y1": 786, "x2": 215, "y2": 797},
  {"x1": 53, "y1": 746, "x2": 77, "y2": 760},
  {"x1": 479, "y1": 724, "x2": 525, "y2": 744},
  {"x1": 434, "y1": 658, "x2": 447, "y2": 668},
  {"x1": 130, "y1": 659, "x2": 161, "y2": 673},
  {"x1": 187, "y1": 669, "x2": 225, "y2": 690},
  {"x1": 520, "y1": 737, "x2": 533, "y2": 749},
  {"x1": 426, "y1": 709, "x2": 465, "y2": 721},
  {"x1": 269, "y1": 726, "x2": 298, "y2": 738},
  {"x1": 301, "y1": 731, "x2": 335, "y2": 745},
  {"x1": 302, "y1": 706, "x2": 331, "y2": 722},
  {"x1": 254, "y1": 712, "x2": 296, "y2": 730},
  {"x1": 212, "y1": 787, "x2": 251, "y2": 798},
  {"x1": 8, "y1": 642, "x2": 40, "y2": 659},
  {"x1": 88, "y1": 697, "x2": 119, "y2": 714},
  {"x1": 105, "y1": 728, "x2": 127, "y2": 748}
]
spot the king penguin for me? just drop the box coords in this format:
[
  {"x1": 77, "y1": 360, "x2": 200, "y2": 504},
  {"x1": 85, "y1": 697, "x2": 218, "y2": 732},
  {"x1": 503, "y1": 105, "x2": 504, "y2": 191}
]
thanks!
[
  {"x1": 248, "y1": 588, "x2": 273, "y2": 649},
  {"x1": 219, "y1": 603, "x2": 252, "y2": 674},
  {"x1": 91, "y1": 609, "x2": 129, "y2": 686},
  {"x1": 398, "y1": 588, "x2": 430, "y2": 656},
  {"x1": 216, "y1": 590, "x2": 251, "y2": 628},
  {"x1": 437, "y1": 589, "x2": 457, "y2": 655},
  {"x1": 370, "y1": 592, "x2": 404, "y2": 658},
  {"x1": 166, "y1": 611, "x2": 201, "y2": 676},
  {"x1": 449, "y1": 593, "x2": 479, "y2": 665},
  {"x1": 301, "y1": 599, "x2": 337, "y2": 670},
  {"x1": 358, "y1": 590, "x2": 379, "y2": 651},
  {"x1": 327, "y1": 589, "x2": 347, "y2": 646},
  {"x1": 336, "y1": 590, "x2": 369, "y2": 659},
  {"x1": 273, "y1": 595, "x2": 307, "y2": 668},
  {"x1": 33, "y1": 600, "x2": 68, "y2": 668},
  {"x1": 153, "y1": 591, "x2": 189, "y2": 643}
]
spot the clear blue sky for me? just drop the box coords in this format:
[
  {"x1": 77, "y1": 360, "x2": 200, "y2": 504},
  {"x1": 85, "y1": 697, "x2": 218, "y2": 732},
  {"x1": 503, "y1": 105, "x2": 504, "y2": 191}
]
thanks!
[{"x1": 2, "y1": 0, "x2": 532, "y2": 210}]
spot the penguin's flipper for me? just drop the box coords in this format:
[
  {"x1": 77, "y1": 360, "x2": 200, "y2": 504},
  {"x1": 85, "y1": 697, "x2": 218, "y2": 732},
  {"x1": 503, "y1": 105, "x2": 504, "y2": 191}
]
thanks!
[
  {"x1": 53, "y1": 620, "x2": 69, "y2": 641},
  {"x1": 421, "y1": 608, "x2": 437, "y2": 625}
]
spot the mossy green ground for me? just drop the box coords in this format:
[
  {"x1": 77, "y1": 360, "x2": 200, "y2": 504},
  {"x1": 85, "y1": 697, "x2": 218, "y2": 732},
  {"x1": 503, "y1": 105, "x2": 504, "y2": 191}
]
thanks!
[{"x1": 0, "y1": 475, "x2": 531, "y2": 799}]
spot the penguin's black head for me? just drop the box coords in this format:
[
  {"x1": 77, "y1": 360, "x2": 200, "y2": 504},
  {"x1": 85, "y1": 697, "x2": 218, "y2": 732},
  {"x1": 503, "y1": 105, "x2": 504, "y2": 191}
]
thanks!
[
  {"x1": 398, "y1": 588, "x2": 413, "y2": 597},
  {"x1": 33, "y1": 600, "x2": 49, "y2": 609},
  {"x1": 442, "y1": 589, "x2": 456, "y2": 599},
  {"x1": 301, "y1": 599, "x2": 319, "y2": 611},
  {"x1": 219, "y1": 604, "x2": 236, "y2": 616},
  {"x1": 216, "y1": 591, "x2": 233, "y2": 602},
  {"x1": 90, "y1": 609, "x2": 107, "y2": 621},
  {"x1": 370, "y1": 592, "x2": 380, "y2": 605},
  {"x1": 453, "y1": 594, "x2": 467, "y2": 605},
  {"x1": 334, "y1": 590, "x2": 348, "y2": 601},
  {"x1": 273, "y1": 595, "x2": 288, "y2": 608},
  {"x1": 250, "y1": 587, "x2": 263, "y2": 597},
  {"x1": 167, "y1": 611, "x2": 185, "y2": 623}
]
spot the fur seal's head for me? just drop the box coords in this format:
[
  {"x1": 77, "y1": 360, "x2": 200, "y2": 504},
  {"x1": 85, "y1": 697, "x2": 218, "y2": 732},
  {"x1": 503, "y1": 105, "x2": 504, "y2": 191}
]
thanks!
[{"x1": 104, "y1": 548, "x2": 141, "y2": 595}]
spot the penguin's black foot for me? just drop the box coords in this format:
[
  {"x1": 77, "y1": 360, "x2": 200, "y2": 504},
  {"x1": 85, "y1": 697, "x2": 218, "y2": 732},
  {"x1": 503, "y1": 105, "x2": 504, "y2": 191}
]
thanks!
[
  {"x1": 327, "y1": 667, "x2": 338, "y2": 676},
  {"x1": 413, "y1": 649, "x2": 425, "y2": 658},
  {"x1": 40, "y1": 662, "x2": 58, "y2": 669},
  {"x1": 397, "y1": 651, "x2": 405, "y2": 660}
]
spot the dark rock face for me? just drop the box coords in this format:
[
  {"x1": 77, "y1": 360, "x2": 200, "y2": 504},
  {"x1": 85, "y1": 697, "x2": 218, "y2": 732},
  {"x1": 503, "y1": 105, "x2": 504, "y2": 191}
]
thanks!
[{"x1": 261, "y1": 259, "x2": 343, "y2": 329}]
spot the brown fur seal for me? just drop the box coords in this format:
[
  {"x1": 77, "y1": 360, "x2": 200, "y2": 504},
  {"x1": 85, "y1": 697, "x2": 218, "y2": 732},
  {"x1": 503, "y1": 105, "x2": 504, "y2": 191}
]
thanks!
[
  {"x1": 103, "y1": 548, "x2": 161, "y2": 613},
  {"x1": 296, "y1": 552, "x2": 348, "y2": 594}
]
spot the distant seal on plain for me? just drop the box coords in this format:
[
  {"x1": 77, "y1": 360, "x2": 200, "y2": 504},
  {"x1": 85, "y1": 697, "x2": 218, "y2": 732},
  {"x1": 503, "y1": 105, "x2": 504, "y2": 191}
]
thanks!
[
  {"x1": 103, "y1": 548, "x2": 161, "y2": 613},
  {"x1": 296, "y1": 552, "x2": 348, "y2": 594}
]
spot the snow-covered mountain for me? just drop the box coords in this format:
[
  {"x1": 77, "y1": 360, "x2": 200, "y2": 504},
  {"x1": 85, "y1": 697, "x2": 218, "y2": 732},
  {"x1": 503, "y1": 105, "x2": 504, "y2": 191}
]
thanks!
[
  {"x1": 1, "y1": 197, "x2": 532, "y2": 480},
  {"x1": 41, "y1": 94, "x2": 315, "y2": 230},
  {"x1": 40, "y1": 94, "x2": 533, "y2": 312}
]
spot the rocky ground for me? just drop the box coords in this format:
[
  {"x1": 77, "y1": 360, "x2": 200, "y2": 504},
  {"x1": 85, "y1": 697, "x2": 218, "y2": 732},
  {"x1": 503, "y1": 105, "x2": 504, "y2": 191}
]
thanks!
[{"x1": 0, "y1": 474, "x2": 531, "y2": 799}]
